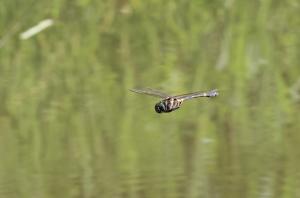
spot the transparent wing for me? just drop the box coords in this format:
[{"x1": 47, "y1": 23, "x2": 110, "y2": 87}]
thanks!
[
  {"x1": 175, "y1": 89, "x2": 219, "y2": 100},
  {"x1": 129, "y1": 88, "x2": 171, "y2": 99}
]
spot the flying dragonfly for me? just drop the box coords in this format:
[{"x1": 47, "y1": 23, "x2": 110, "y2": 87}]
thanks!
[{"x1": 130, "y1": 88, "x2": 218, "y2": 113}]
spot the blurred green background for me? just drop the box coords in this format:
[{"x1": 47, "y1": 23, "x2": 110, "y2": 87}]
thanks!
[{"x1": 1, "y1": 0, "x2": 300, "y2": 197}]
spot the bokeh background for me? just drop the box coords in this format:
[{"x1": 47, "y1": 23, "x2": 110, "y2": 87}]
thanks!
[{"x1": 1, "y1": 0, "x2": 300, "y2": 197}]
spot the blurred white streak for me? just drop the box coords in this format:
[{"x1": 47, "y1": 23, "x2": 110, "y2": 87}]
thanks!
[{"x1": 19, "y1": 19, "x2": 53, "y2": 40}]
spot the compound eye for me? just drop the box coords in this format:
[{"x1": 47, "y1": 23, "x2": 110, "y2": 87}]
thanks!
[{"x1": 155, "y1": 103, "x2": 162, "y2": 113}]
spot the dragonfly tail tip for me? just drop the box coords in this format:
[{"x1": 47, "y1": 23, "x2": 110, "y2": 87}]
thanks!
[{"x1": 208, "y1": 89, "x2": 219, "y2": 97}]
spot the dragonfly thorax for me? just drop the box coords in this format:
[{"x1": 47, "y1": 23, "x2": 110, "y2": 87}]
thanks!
[{"x1": 155, "y1": 98, "x2": 183, "y2": 113}]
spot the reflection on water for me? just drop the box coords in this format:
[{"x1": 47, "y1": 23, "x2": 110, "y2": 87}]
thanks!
[
  {"x1": 0, "y1": 129, "x2": 217, "y2": 197},
  {"x1": 2, "y1": 115, "x2": 300, "y2": 198}
]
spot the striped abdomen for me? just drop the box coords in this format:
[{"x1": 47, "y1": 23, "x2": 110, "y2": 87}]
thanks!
[{"x1": 155, "y1": 98, "x2": 183, "y2": 113}]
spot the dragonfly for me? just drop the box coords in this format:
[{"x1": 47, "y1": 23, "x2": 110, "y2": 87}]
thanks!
[{"x1": 130, "y1": 88, "x2": 218, "y2": 113}]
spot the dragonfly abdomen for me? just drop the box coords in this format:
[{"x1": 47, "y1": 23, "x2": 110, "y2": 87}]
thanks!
[{"x1": 167, "y1": 98, "x2": 182, "y2": 111}]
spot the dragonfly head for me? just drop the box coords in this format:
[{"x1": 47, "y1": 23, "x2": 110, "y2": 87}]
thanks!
[{"x1": 155, "y1": 101, "x2": 166, "y2": 113}]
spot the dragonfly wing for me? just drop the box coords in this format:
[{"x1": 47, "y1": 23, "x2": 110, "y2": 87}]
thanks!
[
  {"x1": 175, "y1": 89, "x2": 219, "y2": 100},
  {"x1": 130, "y1": 88, "x2": 171, "y2": 98}
]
